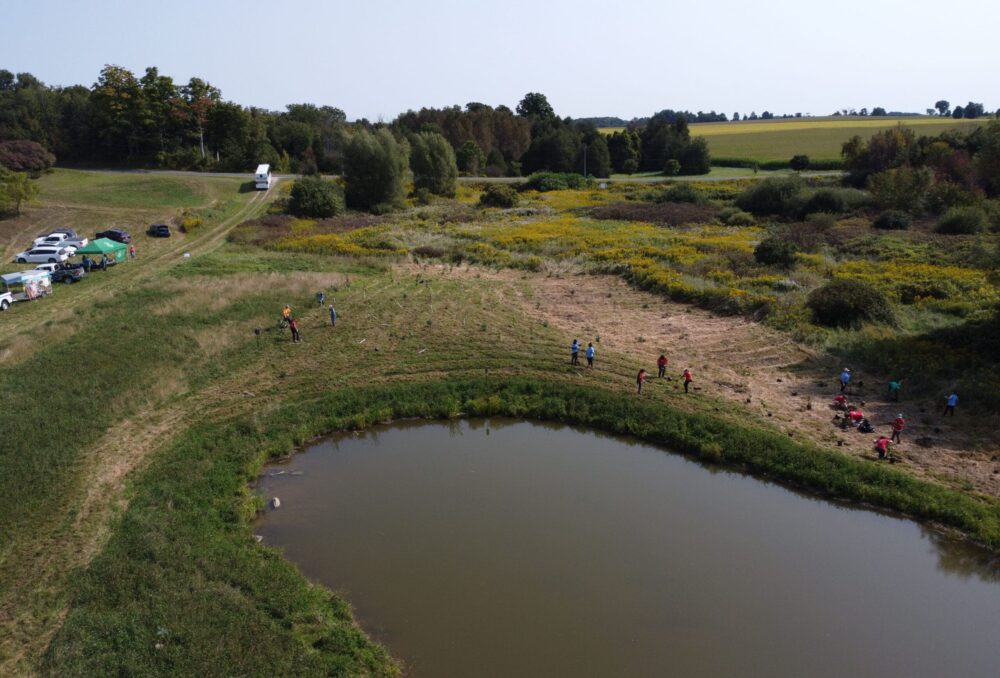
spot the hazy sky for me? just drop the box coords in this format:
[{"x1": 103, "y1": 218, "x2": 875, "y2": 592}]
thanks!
[{"x1": 2, "y1": 0, "x2": 996, "y2": 120}]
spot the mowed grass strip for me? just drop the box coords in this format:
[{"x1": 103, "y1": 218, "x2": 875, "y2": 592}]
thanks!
[{"x1": 38, "y1": 169, "x2": 245, "y2": 209}]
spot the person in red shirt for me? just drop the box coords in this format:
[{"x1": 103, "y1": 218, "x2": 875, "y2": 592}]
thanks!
[
  {"x1": 657, "y1": 354, "x2": 668, "y2": 378},
  {"x1": 833, "y1": 394, "x2": 848, "y2": 410},
  {"x1": 288, "y1": 317, "x2": 301, "y2": 343},
  {"x1": 682, "y1": 368, "x2": 693, "y2": 393},
  {"x1": 636, "y1": 369, "x2": 647, "y2": 394},
  {"x1": 848, "y1": 409, "x2": 864, "y2": 425},
  {"x1": 891, "y1": 414, "x2": 905, "y2": 444},
  {"x1": 874, "y1": 436, "x2": 891, "y2": 460}
]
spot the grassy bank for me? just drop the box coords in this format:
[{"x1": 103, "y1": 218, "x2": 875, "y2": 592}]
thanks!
[{"x1": 42, "y1": 377, "x2": 1000, "y2": 674}]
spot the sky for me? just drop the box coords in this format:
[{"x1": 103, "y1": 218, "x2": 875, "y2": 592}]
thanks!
[{"x1": 2, "y1": 0, "x2": 997, "y2": 121}]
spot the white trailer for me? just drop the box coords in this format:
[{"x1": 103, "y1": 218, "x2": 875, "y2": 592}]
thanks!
[{"x1": 254, "y1": 164, "x2": 272, "y2": 190}]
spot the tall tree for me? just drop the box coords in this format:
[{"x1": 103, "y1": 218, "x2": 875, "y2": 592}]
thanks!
[
  {"x1": 935, "y1": 100, "x2": 950, "y2": 116},
  {"x1": 181, "y1": 77, "x2": 221, "y2": 159}
]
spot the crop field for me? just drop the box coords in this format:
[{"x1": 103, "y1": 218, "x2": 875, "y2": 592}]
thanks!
[
  {"x1": 603, "y1": 116, "x2": 987, "y2": 163},
  {"x1": 1, "y1": 170, "x2": 999, "y2": 675}
]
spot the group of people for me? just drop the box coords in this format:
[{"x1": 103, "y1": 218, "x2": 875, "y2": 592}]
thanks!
[
  {"x1": 280, "y1": 293, "x2": 338, "y2": 343},
  {"x1": 833, "y1": 366, "x2": 961, "y2": 461},
  {"x1": 635, "y1": 362, "x2": 693, "y2": 394},
  {"x1": 567, "y1": 340, "x2": 693, "y2": 395}
]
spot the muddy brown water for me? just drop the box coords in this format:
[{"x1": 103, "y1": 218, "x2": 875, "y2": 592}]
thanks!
[{"x1": 256, "y1": 419, "x2": 1000, "y2": 677}]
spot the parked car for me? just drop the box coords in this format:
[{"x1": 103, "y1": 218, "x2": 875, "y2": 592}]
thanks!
[
  {"x1": 0, "y1": 290, "x2": 12, "y2": 311},
  {"x1": 33, "y1": 232, "x2": 71, "y2": 247},
  {"x1": 147, "y1": 223, "x2": 171, "y2": 237},
  {"x1": 51, "y1": 267, "x2": 86, "y2": 284},
  {"x1": 37, "y1": 227, "x2": 79, "y2": 239},
  {"x1": 95, "y1": 228, "x2": 131, "y2": 244},
  {"x1": 13, "y1": 247, "x2": 70, "y2": 264},
  {"x1": 35, "y1": 263, "x2": 59, "y2": 272}
]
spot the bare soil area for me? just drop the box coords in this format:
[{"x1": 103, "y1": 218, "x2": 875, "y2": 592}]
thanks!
[{"x1": 422, "y1": 264, "x2": 1000, "y2": 497}]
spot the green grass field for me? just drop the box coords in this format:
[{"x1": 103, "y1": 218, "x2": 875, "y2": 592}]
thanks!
[
  {"x1": 2, "y1": 169, "x2": 998, "y2": 675},
  {"x1": 602, "y1": 116, "x2": 988, "y2": 163}
]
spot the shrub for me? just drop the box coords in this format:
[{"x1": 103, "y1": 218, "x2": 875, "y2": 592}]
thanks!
[
  {"x1": 479, "y1": 184, "x2": 519, "y2": 208},
  {"x1": 0, "y1": 140, "x2": 56, "y2": 175},
  {"x1": 343, "y1": 128, "x2": 409, "y2": 212},
  {"x1": 807, "y1": 279, "x2": 896, "y2": 328},
  {"x1": 719, "y1": 208, "x2": 755, "y2": 226},
  {"x1": 288, "y1": 176, "x2": 344, "y2": 218},
  {"x1": 804, "y1": 212, "x2": 837, "y2": 229},
  {"x1": 521, "y1": 172, "x2": 588, "y2": 192},
  {"x1": 735, "y1": 176, "x2": 804, "y2": 216},
  {"x1": 409, "y1": 131, "x2": 458, "y2": 197},
  {"x1": 801, "y1": 188, "x2": 845, "y2": 215},
  {"x1": 924, "y1": 181, "x2": 980, "y2": 215},
  {"x1": 663, "y1": 159, "x2": 681, "y2": 176},
  {"x1": 656, "y1": 183, "x2": 704, "y2": 204},
  {"x1": 754, "y1": 233, "x2": 799, "y2": 268},
  {"x1": 935, "y1": 206, "x2": 989, "y2": 234},
  {"x1": 872, "y1": 210, "x2": 911, "y2": 230},
  {"x1": 789, "y1": 154, "x2": 810, "y2": 171},
  {"x1": 868, "y1": 166, "x2": 932, "y2": 212}
]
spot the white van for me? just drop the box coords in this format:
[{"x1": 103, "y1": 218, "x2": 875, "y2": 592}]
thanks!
[{"x1": 255, "y1": 164, "x2": 272, "y2": 190}]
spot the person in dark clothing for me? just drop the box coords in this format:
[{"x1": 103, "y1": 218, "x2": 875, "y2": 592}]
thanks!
[
  {"x1": 289, "y1": 317, "x2": 301, "y2": 343},
  {"x1": 100, "y1": 254, "x2": 108, "y2": 271},
  {"x1": 571, "y1": 339, "x2": 580, "y2": 366},
  {"x1": 683, "y1": 368, "x2": 693, "y2": 393},
  {"x1": 82, "y1": 256, "x2": 92, "y2": 273},
  {"x1": 657, "y1": 354, "x2": 668, "y2": 378},
  {"x1": 329, "y1": 304, "x2": 337, "y2": 327}
]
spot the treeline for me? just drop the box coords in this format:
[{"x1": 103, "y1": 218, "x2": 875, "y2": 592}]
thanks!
[{"x1": 0, "y1": 66, "x2": 712, "y2": 178}]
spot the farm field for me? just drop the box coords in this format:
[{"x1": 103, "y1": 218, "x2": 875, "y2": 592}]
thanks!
[
  {"x1": 1, "y1": 170, "x2": 999, "y2": 675},
  {"x1": 602, "y1": 116, "x2": 988, "y2": 163}
]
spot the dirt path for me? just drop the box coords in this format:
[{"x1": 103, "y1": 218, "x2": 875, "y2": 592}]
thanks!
[{"x1": 422, "y1": 265, "x2": 1000, "y2": 497}]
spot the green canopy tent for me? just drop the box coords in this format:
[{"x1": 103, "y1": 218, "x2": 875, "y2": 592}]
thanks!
[{"x1": 75, "y1": 238, "x2": 128, "y2": 265}]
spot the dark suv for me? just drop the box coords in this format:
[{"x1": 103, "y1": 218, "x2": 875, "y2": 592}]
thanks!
[
  {"x1": 95, "y1": 228, "x2": 132, "y2": 244},
  {"x1": 51, "y1": 267, "x2": 86, "y2": 284},
  {"x1": 147, "y1": 224, "x2": 171, "y2": 237}
]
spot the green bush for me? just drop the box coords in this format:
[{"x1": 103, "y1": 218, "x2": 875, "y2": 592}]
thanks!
[
  {"x1": 807, "y1": 278, "x2": 896, "y2": 328},
  {"x1": 409, "y1": 131, "x2": 458, "y2": 197},
  {"x1": 343, "y1": 128, "x2": 409, "y2": 212},
  {"x1": 789, "y1": 154, "x2": 810, "y2": 171},
  {"x1": 754, "y1": 233, "x2": 799, "y2": 268},
  {"x1": 872, "y1": 210, "x2": 911, "y2": 230},
  {"x1": 663, "y1": 159, "x2": 681, "y2": 176},
  {"x1": 804, "y1": 212, "x2": 837, "y2": 229},
  {"x1": 656, "y1": 183, "x2": 704, "y2": 204},
  {"x1": 479, "y1": 184, "x2": 519, "y2": 208},
  {"x1": 521, "y1": 172, "x2": 588, "y2": 192},
  {"x1": 924, "y1": 182, "x2": 980, "y2": 216},
  {"x1": 719, "y1": 208, "x2": 755, "y2": 226},
  {"x1": 288, "y1": 177, "x2": 344, "y2": 218},
  {"x1": 734, "y1": 176, "x2": 804, "y2": 216},
  {"x1": 935, "y1": 206, "x2": 989, "y2": 234}
]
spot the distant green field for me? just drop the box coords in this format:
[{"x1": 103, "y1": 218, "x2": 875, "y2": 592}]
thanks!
[
  {"x1": 39, "y1": 169, "x2": 245, "y2": 209},
  {"x1": 601, "y1": 117, "x2": 988, "y2": 163}
]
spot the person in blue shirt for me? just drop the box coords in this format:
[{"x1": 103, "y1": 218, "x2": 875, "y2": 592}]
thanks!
[
  {"x1": 570, "y1": 339, "x2": 580, "y2": 366},
  {"x1": 839, "y1": 367, "x2": 852, "y2": 392},
  {"x1": 586, "y1": 342, "x2": 595, "y2": 368},
  {"x1": 328, "y1": 304, "x2": 337, "y2": 327},
  {"x1": 316, "y1": 290, "x2": 325, "y2": 306},
  {"x1": 943, "y1": 391, "x2": 958, "y2": 417}
]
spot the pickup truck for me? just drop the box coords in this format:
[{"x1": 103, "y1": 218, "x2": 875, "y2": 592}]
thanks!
[
  {"x1": 33, "y1": 232, "x2": 89, "y2": 250},
  {"x1": 0, "y1": 290, "x2": 11, "y2": 311}
]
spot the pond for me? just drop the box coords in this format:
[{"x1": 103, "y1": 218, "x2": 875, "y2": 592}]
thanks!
[{"x1": 255, "y1": 419, "x2": 1000, "y2": 677}]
